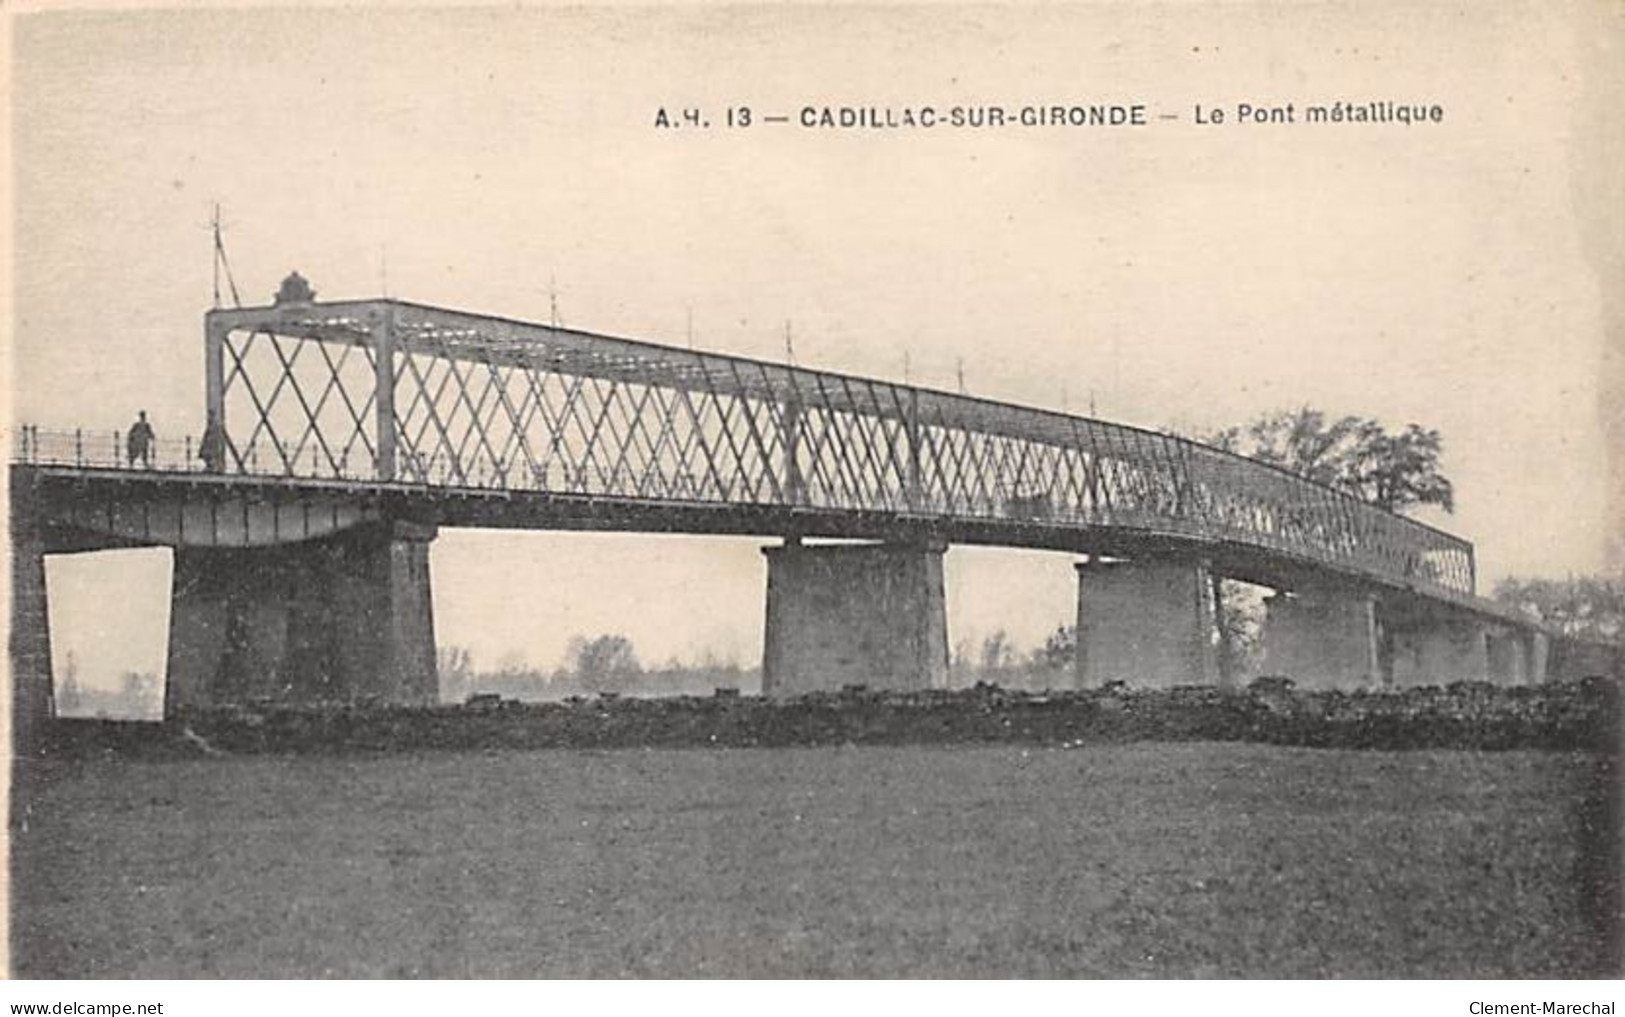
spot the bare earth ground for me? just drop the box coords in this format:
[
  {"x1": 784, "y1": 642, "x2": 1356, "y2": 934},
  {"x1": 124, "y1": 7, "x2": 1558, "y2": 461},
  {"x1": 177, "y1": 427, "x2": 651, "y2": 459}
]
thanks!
[{"x1": 10, "y1": 743, "x2": 1619, "y2": 978}]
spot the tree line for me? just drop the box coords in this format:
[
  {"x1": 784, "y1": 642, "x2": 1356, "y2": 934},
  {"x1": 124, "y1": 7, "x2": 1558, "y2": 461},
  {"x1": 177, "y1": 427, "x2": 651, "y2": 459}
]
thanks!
[{"x1": 438, "y1": 636, "x2": 759, "y2": 702}]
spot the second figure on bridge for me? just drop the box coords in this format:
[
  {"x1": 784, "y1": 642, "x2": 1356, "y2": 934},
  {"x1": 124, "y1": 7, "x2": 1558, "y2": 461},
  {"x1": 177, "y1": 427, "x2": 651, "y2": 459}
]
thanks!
[
  {"x1": 126, "y1": 411, "x2": 154, "y2": 468},
  {"x1": 200, "y1": 411, "x2": 226, "y2": 473}
]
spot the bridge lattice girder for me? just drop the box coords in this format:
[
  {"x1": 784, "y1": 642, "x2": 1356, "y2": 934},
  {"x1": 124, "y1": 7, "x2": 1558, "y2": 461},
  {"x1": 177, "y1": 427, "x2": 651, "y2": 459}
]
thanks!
[{"x1": 198, "y1": 299, "x2": 1474, "y2": 601}]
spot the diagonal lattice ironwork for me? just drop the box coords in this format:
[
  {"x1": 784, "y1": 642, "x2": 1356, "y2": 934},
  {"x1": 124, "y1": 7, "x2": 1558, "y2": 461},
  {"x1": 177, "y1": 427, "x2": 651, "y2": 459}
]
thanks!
[
  {"x1": 223, "y1": 328, "x2": 379, "y2": 478},
  {"x1": 206, "y1": 298, "x2": 1479, "y2": 602}
]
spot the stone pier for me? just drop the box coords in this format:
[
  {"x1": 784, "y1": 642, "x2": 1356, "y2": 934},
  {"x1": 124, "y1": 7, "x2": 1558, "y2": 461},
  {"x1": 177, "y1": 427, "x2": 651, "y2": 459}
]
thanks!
[
  {"x1": 761, "y1": 540, "x2": 949, "y2": 695},
  {"x1": 166, "y1": 521, "x2": 438, "y2": 712},
  {"x1": 1527, "y1": 631, "x2": 1550, "y2": 684},
  {"x1": 1388, "y1": 617, "x2": 1490, "y2": 687},
  {"x1": 1486, "y1": 628, "x2": 1531, "y2": 686},
  {"x1": 1075, "y1": 557, "x2": 1216, "y2": 687},
  {"x1": 1261, "y1": 587, "x2": 1381, "y2": 690}
]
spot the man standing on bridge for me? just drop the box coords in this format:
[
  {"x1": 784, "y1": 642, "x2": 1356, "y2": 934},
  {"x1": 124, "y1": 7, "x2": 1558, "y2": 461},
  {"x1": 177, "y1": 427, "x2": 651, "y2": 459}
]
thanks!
[
  {"x1": 199, "y1": 410, "x2": 226, "y2": 473},
  {"x1": 126, "y1": 410, "x2": 155, "y2": 468}
]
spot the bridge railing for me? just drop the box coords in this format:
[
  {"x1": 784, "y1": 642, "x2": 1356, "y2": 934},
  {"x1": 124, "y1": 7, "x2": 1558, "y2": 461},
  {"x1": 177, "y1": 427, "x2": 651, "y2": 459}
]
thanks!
[
  {"x1": 12, "y1": 425, "x2": 660, "y2": 488},
  {"x1": 15, "y1": 425, "x2": 206, "y2": 475},
  {"x1": 13, "y1": 426, "x2": 418, "y2": 483}
]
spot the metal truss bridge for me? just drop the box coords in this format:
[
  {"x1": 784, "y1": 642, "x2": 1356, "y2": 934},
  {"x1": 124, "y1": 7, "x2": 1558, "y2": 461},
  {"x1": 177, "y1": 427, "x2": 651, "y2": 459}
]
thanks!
[{"x1": 14, "y1": 296, "x2": 1481, "y2": 609}]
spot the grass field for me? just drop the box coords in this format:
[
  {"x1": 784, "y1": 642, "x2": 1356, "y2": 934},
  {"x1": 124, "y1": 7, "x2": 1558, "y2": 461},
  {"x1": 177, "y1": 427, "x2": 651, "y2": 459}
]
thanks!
[{"x1": 10, "y1": 743, "x2": 1618, "y2": 978}]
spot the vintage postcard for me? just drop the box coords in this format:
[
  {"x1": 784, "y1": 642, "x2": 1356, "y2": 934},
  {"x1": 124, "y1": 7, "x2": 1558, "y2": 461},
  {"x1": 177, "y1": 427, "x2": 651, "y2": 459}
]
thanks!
[{"x1": 3, "y1": 0, "x2": 1620, "y2": 988}]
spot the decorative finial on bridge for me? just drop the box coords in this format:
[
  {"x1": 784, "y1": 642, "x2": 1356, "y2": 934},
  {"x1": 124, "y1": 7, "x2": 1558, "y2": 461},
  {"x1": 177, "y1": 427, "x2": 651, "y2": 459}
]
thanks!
[{"x1": 274, "y1": 271, "x2": 316, "y2": 306}]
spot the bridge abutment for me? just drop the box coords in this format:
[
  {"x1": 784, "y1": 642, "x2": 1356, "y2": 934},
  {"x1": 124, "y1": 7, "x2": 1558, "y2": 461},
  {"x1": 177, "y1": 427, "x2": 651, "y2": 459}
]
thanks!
[
  {"x1": 761, "y1": 539, "x2": 949, "y2": 695},
  {"x1": 167, "y1": 521, "x2": 438, "y2": 712},
  {"x1": 1261, "y1": 588, "x2": 1382, "y2": 690},
  {"x1": 1075, "y1": 557, "x2": 1217, "y2": 688},
  {"x1": 9, "y1": 483, "x2": 56, "y2": 758}
]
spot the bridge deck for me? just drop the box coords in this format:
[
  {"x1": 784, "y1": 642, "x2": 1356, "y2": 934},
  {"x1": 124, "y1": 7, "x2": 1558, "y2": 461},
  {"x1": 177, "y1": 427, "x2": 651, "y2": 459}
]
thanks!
[{"x1": 12, "y1": 462, "x2": 1532, "y2": 633}]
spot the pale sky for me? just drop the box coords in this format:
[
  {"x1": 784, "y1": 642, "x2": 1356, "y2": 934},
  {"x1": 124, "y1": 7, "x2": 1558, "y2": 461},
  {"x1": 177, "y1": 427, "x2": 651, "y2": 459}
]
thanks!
[{"x1": 10, "y1": 3, "x2": 1622, "y2": 686}]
